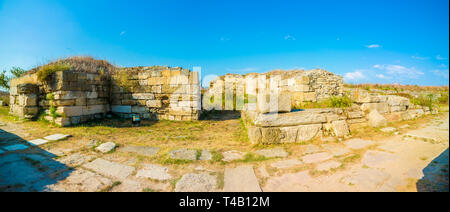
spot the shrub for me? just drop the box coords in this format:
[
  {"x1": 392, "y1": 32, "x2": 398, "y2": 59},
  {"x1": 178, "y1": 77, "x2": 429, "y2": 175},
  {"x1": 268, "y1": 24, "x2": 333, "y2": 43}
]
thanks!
[
  {"x1": 325, "y1": 95, "x2": 353, "y2": 108},
  {"x1": 437, "y1": 92, "x2": 449, "y2": 105},
  {"x1": 37, "y1": 63, "x2": 72, "y2": 82},
  {"x1": 411, "y1": 94, "x2": 435, "y2": 110}
]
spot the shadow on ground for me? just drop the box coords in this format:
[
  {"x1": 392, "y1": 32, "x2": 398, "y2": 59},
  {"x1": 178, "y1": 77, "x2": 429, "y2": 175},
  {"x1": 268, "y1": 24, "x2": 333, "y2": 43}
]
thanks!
[
  {"x1": 0, "y1": 129, "x2": 72, "y2": 192},
  {"x1": 200, "y1": 110, "x2": 241, "y2": 121},
  {"x1": 416, "y1": 148, "x2": 449, "y2": 192}
]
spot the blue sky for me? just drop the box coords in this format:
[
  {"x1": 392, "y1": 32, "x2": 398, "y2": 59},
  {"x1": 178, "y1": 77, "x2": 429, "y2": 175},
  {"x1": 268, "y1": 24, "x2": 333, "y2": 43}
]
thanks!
[{"x1": 0, "y1": 0, "x2": 448, "y2": 87}]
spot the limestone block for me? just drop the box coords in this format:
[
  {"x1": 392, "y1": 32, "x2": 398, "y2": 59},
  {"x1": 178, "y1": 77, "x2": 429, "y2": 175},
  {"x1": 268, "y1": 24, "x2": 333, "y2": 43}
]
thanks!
[
  {"x1": 18, "y1": 94, "x2": 37, "y2": 106},
  {"x1": 347, "y1": 111, "x2": 365, "y2": 119},
  {"x1": 83, "y1": 105, "x2": 107, "y2": 115},
  {"x1": 368, "y1": 110, "x2": 387, "y2": 127},
  {"x1": 360, "y1": 102, "x2": 389, "y2": 114},
  {"x1": 256, "y1": 92, "x2": 291, "y2": 113},
  {"x1": 131, "y1": 93, "x2": 155, "y2": 100},
  {"x1": 132, "y1": 106, "x2": 147, "y2": 113},
  {"x1": 248, "y1": 127, "x2": 262, "y2": 144},
  {"x1": 260, "y1": 128, "x2": 282, "y2": 144},
  {"x1": 254, "y1": 111, "x2": 326, "y2": 127},
  {"x1": 146, "y1": 100, "x2": 162, "y2": 108},
  {"x1": 17, "y1": 83, "x2": 38, "y2": 94},
  {"x1": 296, "y1": 124, "x2": 322, "y2": 142},
  {"x1": 331, "y1": 120, "x2": 350, "y2": 137},
  {"x1": 111, "y1": 105, "x2": 132, "y2": 113},
  {"x1": 57, "y1": 106, "x2": 83, "y2": 117},
  {"x1": 386, "y1": 95, "x2": 410, "y2": 106},
  {"x1": 279, "y1": 126, "x2": 299, "y2": 143},
  {"x1": 54, "y1": 99, "x2": 76, "y2": 106},
  {"x1": 54, "y1": 117, "x2": 71, "y2": 127},
  {"x1": 71, "y1": 116, "x2": 81, "y2": 125},
  {"x1": 189, "y1": 72, "x2": 199, "y2": 84},
  {"x1": 121, "y1": 99, "x2": 137, "y2": 105}
]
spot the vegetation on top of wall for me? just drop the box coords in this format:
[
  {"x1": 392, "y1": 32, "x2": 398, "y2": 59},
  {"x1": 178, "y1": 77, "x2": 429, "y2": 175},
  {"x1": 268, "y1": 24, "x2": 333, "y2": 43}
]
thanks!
[
  {"x1": 29, "y1": 56, "x2": 116, "y2": 75},
  {"x1": 37, "y1": 63, "x2": 73, "y2": 82},
  {"x1": 294, "y1": 95, "x2": 353, "y2": 109},
  {"x1": 344, "y1": 83, "x2": 449, "y2": 93}
]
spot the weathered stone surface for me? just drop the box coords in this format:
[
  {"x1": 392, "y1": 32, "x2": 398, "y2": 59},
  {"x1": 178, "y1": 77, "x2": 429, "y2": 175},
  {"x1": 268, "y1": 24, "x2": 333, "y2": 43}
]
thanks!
[
  {"x1": 256, "y1": 92, "x2": 291, "y2": 113},
  {"x1": 120, "y1": 146, "x2": 159, "y2": 156},
  {"x1": 341, "y1": 168, "x2": 390, "y2": 190},
  {"x1": 331, "y1": 120, "x2": 350, "y2": 137},
  {"x1": 83, "y1": 158, "x2": 135, "y2": 179},
  {"x1": 247, "y1": 127, "x2": 262, "y2": 144},
  {"x1": 223, "y1": 165, "x2": 261, "y2": 192},
  {"x1": 254, "y1": 111, "x2": 326, "y2": 127},
  {"x1": 28, "y1": 139, "x2": 49, "y2": 146},
  {"x1": 316, "y1": 160, "x2": 342, "y2": 171},
  {"x1": 254, "y1": 148, "x2": 288, "y2": 158},
  {"x1": 263, "y1": 171, "x2": 312, "y2": 192},
  {"x1": 222, "y1": 150, "x2": 245, "y2": 162},
  {"x1": 301, "y1": 152, "x2": 332, "y2": 164},
  {"x1": 361, "y1": 103, "x2": 389, "y2": 114},
  {"x1": 362, "y1": 150, "x2": 398, "y2": 168},
  {"x1": 43, "y1": 134, "x2": 71, "y2": 141},
  {"x1": 95, "y1": 142, "x2": 116, "y2": 153},
  {"x1": 368, "y1": 110, "x2": 387, "y2": 127},
  {"x1": 57, "y1": 153, "x2": 94, "y2": 166},
  {"x1": 260, "y1": 127, "x2": 283, "y2": 144},
  {"x1": 321, "y1": 144, "x2": 351, "y2": 157},
  {"x1": 136, "y1": 164, "x2": 173, "y2": 180},
  {"x1": 175, "y1": 173, "x2": 217, "y2": 192},
  {"x1": 199, "y1": 150, "x2": 212, "y2": 161},
  {"x1": 270, "y1": 159, "x2": 303, "y2": 169},
  {"x1": 296, "y1": 124, "x2": 322, "y2": 142},
  {"x1": 168, "y1": 149, "x2": 197, "y2": 161},
  {"x1": 302, "y1": 144, "x2": 322, "y2": 155},
  {"x1": 51, "y1": 169, "x2": 113, "y2": 192},
  {"x1": 345, "y1": 139, "x2": 375, "y2": 150}
]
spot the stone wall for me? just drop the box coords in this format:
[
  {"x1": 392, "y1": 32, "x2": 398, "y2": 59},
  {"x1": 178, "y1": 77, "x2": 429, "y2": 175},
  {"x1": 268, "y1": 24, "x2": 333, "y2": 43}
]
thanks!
[
  {"x1": 9, "y1": 65, "x2": 201, "y2": 126},
  {"x1": 110, "y1": 66, "x2": 201, "y2": 121},
  {"x1": 203, "y1": 69, "x2": 344, "y2": 111},
  {"x1": 242, "y1": 88, "x2": 437, "y2": 144}
]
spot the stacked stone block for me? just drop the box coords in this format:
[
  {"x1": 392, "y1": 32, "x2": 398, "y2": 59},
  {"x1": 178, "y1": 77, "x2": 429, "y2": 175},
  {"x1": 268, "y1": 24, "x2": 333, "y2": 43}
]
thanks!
[
  {"x1": 9, "y1": 65, "x2": 201, "y2": 126},
  {"x1": 204, "y1": 69, "x2": 344, "y2": 112},
  {"x1": 110, "y1": 66, "x2": 201, "y2": 121}
]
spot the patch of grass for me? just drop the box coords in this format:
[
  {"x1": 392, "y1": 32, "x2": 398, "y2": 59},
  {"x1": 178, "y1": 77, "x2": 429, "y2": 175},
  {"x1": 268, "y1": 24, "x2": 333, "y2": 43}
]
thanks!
[
  {"x1": 37, "y1": 63, "x2": 72, "y2": 82},
  {"x1": 236, "y1": 153, "x2": 268, "y2": 163},
  {"x1": 342, "y1": 154, "x2": 361, "y2": 163},
  {"x1": 169, "y1": 176, "x2": 182, "y2": 190},
  {"x1": 142, "y1": 188, "x2": 157, "y2": 192}
]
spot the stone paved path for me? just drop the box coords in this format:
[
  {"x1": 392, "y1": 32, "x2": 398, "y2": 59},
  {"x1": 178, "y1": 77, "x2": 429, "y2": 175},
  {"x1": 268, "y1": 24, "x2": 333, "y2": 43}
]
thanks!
[{"x1": 0, "y1": 112, "x2": 448, "y2": 192}]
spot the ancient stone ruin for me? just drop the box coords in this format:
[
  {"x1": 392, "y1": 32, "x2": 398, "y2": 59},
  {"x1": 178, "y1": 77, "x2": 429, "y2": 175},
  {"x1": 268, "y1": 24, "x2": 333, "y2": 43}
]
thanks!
[
  {"x1": 8, "y1": 57, "x2": 435, "y2": 144},
  {"x1": 9, "y1": 57, "x2": 200, "y2": 126}
]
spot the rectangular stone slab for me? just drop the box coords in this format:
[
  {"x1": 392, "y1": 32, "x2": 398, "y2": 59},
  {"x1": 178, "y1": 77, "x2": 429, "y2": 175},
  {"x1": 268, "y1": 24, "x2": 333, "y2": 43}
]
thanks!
[
  {"x1": 28, "y1": 139, "x2": 49, "y2": 146},
  {"x1": 223, "y1": 165, "x2": 262, "y2": 192},
  {"x1": 43, "y1": 134, "x2": 71, "y2": 141},
  {"x1": 254, "y1": 111, "x2": 326, "y2": 127},
  {"x1": 83, "y1": 158, "x2": 135, "y2": 179}
]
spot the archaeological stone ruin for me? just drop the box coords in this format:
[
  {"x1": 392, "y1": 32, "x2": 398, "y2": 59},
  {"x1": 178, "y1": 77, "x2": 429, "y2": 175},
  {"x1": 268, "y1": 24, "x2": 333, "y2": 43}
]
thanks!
[{"x1": 8, "y1": 57, "x2": 436, "y2": 144}]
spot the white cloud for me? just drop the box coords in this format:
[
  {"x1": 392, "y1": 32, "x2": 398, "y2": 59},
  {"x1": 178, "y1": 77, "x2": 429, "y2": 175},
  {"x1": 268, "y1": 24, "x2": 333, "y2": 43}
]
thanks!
[
  {"x1": 376, "y1": 74, "x2": 388, "y2": 79},
  {"x1": 120, "y1": 31, "x2": 126, "y2": 36},
  {"x1": 431, "y1": 69, "x2": 449, "y2": 79},
  {"x1": 344, "y1": 71, "x2": 365, "y2": 82},
  {"x1": 284, "y1": 35, "x2": 296, "y2": 41},
  {"x1": 439, "y1": 64, "x2": 448, "y2": 68},
  {"x1": 436, "y1": 55, "x2": 447, "y2": 60},
  {"x1": 366, "y1": 44, "x2": 381, "y2": 48},
  {"x1": 373, "y1": 64, "x2": 423, "y2": 79}
]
